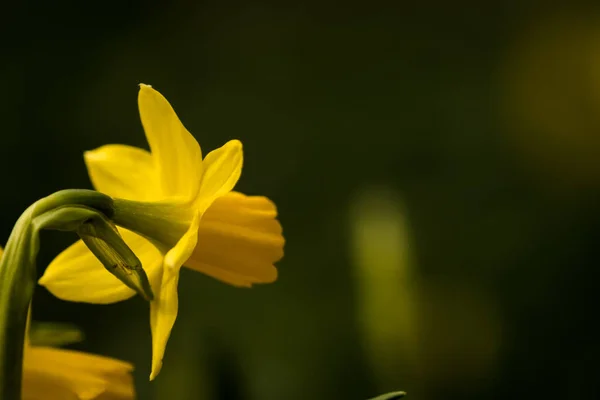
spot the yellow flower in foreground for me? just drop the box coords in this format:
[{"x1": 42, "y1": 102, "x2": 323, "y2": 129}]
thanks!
[
  {"x1": 23, "y1": 346, "x2": 135, "y2": 400},
  {"x1": 39, "y1": 84, "x2": 284, "y2": 380}
]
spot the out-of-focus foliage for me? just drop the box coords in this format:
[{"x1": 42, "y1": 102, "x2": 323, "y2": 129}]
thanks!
[
  {"x1": 1, "y1": 1, "x2": 600, "y2": 400},
  {"x1": 350, "y1": 188, "x2": 419, "y2": 392},
  {"x1": 350, "y1": 187, "x2": 501, "y2": 399},
  {"x1": 28, "y1": 322, "x2": 84, "y2": 347},
  {"x1": 499, "y1": 12, "x2": 600, "y2": 188}
]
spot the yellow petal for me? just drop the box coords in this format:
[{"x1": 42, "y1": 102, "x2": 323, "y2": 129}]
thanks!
[
  {"x1": 23, "y1": 346, "x2": 134, "y2": 400},
  {"x1": 195, "y1": 140, "x2": 243, "y2": 211},
  {"x1": 164, "y1": 214, "x2": 200, "y2": 272},
  {"x1": 138, "y1": 84, "x2": 203, "y2": 201},
  {"x1": 39, "y1": 230, "x2": 162, "y2": 304},
  {"x1": 185, "y1": 192, "x2": 283, "y2": 287},
  {"x1": 84, "y1": 144, "x2": 160, "y2": 201},
  {"x1": 149, "y1": 215, "x2": 200, "y2": 380},
  {"x1": 148, "y1": 271, "x2": 179, "y2": 382}
]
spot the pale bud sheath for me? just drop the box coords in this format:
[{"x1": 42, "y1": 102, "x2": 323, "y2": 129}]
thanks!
[{"x1": 34, "y1": 205, "x2": 154, "y2": 301}]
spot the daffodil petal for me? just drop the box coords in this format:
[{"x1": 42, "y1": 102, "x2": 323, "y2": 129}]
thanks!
[
  {"x1": 39, "y1": 230, "x2": 162, "y2": 304},
  {"x1": 164, "y1": 214, "x2": 200, "y2": 272},
  {"x1": 138, "y1": 84, "x2": 203, "y2": 200},
  {"x1": 185, "y1": 192, "x2": 283, "y2": 286},
  {"x1": 23, "y1": 346, "x2": 134, "y2": 400},
  {"x1": 195, "y1": 140, "x2": 243, "y2": 211},
  {"x1": 148, "y1": 271, "x2": 178, "y2": 382},
  {"x1": 84, "y1": 144, "x2": 159, "y2": 201},
  {"x1": 149, "y1": 215, "x2": 200, "y2": 380}
]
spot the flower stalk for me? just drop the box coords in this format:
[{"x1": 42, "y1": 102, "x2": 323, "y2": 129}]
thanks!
[{"x1": 0, "y1": 189, "x2": 153, "y2": 398}]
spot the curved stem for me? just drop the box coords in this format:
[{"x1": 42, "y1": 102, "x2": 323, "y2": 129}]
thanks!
[{"x1": 0, "y1": 190, "x2": 113, "y2": 399}]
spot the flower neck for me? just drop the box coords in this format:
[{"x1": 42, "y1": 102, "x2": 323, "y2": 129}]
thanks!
[{"x1": 111, "y1": 198, "x2": 194, "y2": 252}]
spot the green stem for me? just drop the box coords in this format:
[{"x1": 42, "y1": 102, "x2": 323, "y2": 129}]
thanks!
[{"x1": 0, "y1": 190, "x2": 113, "y2": 399}]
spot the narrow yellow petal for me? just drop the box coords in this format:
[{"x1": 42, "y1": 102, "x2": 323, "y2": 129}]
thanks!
[
  {"x1": 138, "y1": 84, "x2": 203, "y2": 200},
  {"x1": 84, "y1": 144, "x2": 160, "y2": 201},
  {"x1": 148, "y1": 271, "x2": 179, "y2": 382},
  {"x1": 195, "y1": 140, "x2": 243, "y2": 211},
  {"x1": 149, "y1": 215, "x2": 200, "y2": 380},
  {"x1": 25, "y1": 346, "x2": 133, "y2": 378},
  {"x1": 185, "y1": 192, "x2": 283, "y2": 286},
  {"x1": 23, "y1": 346, "x2": 134, "y2": 400},
  {"x1": 39, "y1": 230, "x2": 162, "y2": 304},
  {"x1": 164, "y1": 214, "x2": 200, "y2": 272}
]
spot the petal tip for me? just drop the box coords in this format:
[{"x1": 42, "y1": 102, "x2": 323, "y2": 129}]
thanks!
[
  {"x1": 149, "y1": 361, "x2": 162, "y2": 381},
  {"x1": 37, "y1": 274, "x2": 49, "y2": 286},
  {"x1": 37, "y1": 266, "x2": 59, "y2": 287},
  {"x1": 138, "y1": 84, "x2": 158, "y2": 99},
  {"x1": 83, "y1": 148, "x2": 102, "y2": 162},
  {"x1": 227, "y1": 139, "x2": 243, "y2": 150}
]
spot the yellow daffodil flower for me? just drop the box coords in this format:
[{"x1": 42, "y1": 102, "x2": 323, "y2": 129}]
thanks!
[
  {"x1": 0, "y1": 247, "x2": 135, "y2": 400},
  {"x1": 39, "y1": 84, "x2": 284, "y2": 380}
]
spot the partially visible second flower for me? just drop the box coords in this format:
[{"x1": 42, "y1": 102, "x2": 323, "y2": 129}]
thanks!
[{"x1": 39, "y1": 84, "x2": 285, "y2": 380}]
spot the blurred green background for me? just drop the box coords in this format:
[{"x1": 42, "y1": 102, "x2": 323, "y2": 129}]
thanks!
[{"x1": 2, "y1": 1, "x2": 600, "y2": 399}]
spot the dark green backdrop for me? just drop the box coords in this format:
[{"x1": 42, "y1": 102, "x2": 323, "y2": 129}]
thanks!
[{"x1": 2, "y1": 1, "x2": 600, "y2": 399}]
